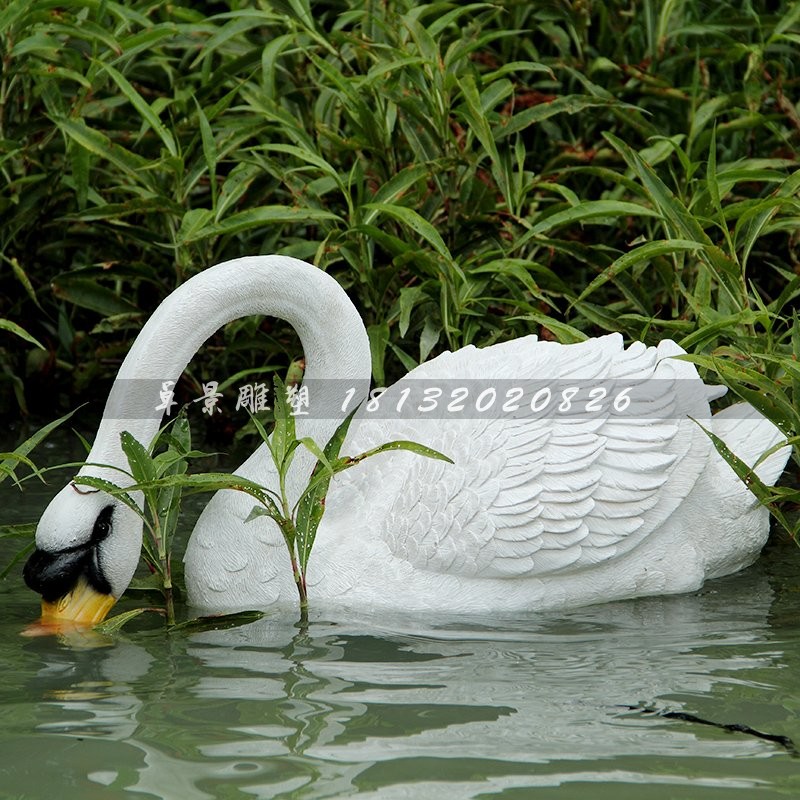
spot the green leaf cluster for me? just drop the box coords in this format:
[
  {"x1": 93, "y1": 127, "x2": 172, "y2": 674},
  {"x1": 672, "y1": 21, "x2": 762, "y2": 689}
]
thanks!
[
  {"x1": 0, "y1": 409, "x2": 77, "y2": 578},
  {"x1": 0, "y1": 1, "x2": 798, "y2": 538},
  {"x1": 0, "y1": 0, "x2": 797, "y2": 405},
  {"x1": 245, "y1": 376, "x2": 452, "y2": 613}
]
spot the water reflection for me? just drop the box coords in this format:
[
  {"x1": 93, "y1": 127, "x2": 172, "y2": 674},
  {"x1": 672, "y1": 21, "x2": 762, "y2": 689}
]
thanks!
[{"x1": 3, "y1": 563, "x2": 796, "y2": 799}]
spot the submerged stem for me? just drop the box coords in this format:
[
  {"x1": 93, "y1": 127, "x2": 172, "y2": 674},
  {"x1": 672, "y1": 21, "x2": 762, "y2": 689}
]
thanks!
[
  {"x1": 164, "y1": 553, "x2": 175, "y2": 626},
  {"x1": 289, "y1": 549, "x2": 308, "y2": 608},
  {"x1": 148, "y1": 498, "x2": 174, "y2": 624},
  {"x1": 277, "y1": 514, "x2": 308, "y2": 609}
]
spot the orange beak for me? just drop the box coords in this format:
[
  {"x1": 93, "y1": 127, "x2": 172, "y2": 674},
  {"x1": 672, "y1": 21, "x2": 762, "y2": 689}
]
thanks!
[{"x1": 39, "y1": 575, "x2": 116, "y2": 626}]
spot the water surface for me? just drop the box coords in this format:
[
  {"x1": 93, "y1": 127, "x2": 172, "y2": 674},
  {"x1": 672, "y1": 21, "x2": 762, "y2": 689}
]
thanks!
[{"x1": 1, "y1": 434, "x2": 799, "y2": 799}]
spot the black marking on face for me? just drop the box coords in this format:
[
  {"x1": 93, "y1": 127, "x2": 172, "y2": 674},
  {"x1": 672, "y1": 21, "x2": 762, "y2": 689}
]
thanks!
[{"x1": 23, "y1": 505, "x2": 115, "y2": 602}]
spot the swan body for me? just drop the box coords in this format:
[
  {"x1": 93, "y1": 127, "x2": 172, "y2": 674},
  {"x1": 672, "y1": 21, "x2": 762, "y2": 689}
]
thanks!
[{"x1": 26, "y1": 256, "x2": 791, "y2": 620}]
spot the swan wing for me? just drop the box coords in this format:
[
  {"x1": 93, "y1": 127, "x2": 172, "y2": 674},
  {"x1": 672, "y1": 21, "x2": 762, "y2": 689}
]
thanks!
[{"x1": 341, "y1": 334, "x2": 716, "y2": 579}]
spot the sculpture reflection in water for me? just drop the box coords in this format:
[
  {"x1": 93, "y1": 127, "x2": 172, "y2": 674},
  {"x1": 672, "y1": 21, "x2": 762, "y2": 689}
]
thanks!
[{"x1": 13, "y1": 564, "x2": 796, "y2": 799}]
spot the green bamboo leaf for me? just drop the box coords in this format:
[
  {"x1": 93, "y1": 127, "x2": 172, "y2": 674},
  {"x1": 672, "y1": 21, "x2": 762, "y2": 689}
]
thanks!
[
  {"x1": 0, "y1": 319, "x2": 44, "y2": 350},
  {"x1": 509, "y1": 313, "x2": 588, "y2": 344},
  {"x1": 456, "y1": 74, "x2": 499, "y2": 163},
  {"x1": 100, "y1": 62, "x2": 177, "y2": 157},
  {"x1": 576, "y1": 239, "x2": 703, "y2": 302},
  {"x1": 677, "y1": 311, "x2": 762, "y2": 350},
  {"x1": 737, "y1": 170, "x2": 800, "y2": 268},
  {"x1": 259, "y1": 32, "x2": 295, "y2": 99},
  {"x1": 367, "y1": 321, "x2": 390, "y2": 387},
  {"x1": 689, "y1": 96, "x2": 729, "y2": 149},
  {"x1": 55, "y1": 117, "x2": 149, "y2": 181},
  {"x1": 151, "y1": 449, "x2": 206, "y2": 476},
  {"x1": 127, "y1": 573, "x2": 165, "y2": 592},
  {"x1": 9, "y1": 257, "x2": 40, "y2": 309},
  {"x1": 281, "y1": 437, "x2": 304, "y2": 475},
  {"x1": 705, "y1": 128, "x2": 738, "y2": 261},
  {"x1": 706, "y1": 126, "x2": 723, "y2": 220},
  {"x1": 484, "y1": 61, "x2": 554, "y2": 83},
  {"x1": 679, "y1": 355, "x2": 799, "y2": 432},
  {"x1": 388, "y1": 342, "x2": 419, "y2": 373},
  {"x1": 456, "y1": 73, "x2": 508, "y2": 203},
  {"x1": 176, "y1": 208, "x2": 213, "y2": 246},
  {"x1": 68, "y1": 198, "x2": 178, "y2": 223},
  {"x1": 168, "y1": 610, "x2": 265, "y2": 632},
  {"x1": 691, "y1": 418, "x2": 795, "y2": 537},
  {"x1": 468, "y1": 261, "x2": 545, "y2": 301},
  {"x1": 0, "y1": 523, "x2": 36, "y2": 539},
  {"x1": 0, "y1": 0, "x2": 32, "y2": 35},
  {"x1": 120, "y1": 431, "x2": 156, "y2": 484},
  {"x1": 496, "y1": 95, "x2": 616, "y2": 140},
  {"x1": 604, "y1": 132, "x2": 706, "y2": 237},
  {"x1": 0, "y1": 409, "x2": 78, "y2": 481},
  {"x1": 191, "y1": 15, "x2": 272, "y2": 63},
  {"x1": 0, "y1": 452, "x2": 34, "y2": 467},
  {"x1": 403, "y1": 12, "x2": 439, "y2": 63},
  {"x1": 12, "y1": 31, "x2": 61, "y2": 58},
  {"x1": 0, "y1": 452, "x2": 40, "y2": 486},
  {"x1": 191, "y1": 206, "x2": 340, "y2": 241},
  {"x1": 244, "y1": 501, "x2": 283, "y2": 525},
  {"x1": 771, "y1": 1, "x2": 800, "y2": 38},
  {"x1": 51, "y1": 276, "x2": 139, "y2": 317},
  {"x1": 294, "y1": 409, "x2": 358, "y2": 571},
  {"x1": 90, "y1": 313, "x2": 146, "y2": 335},
  {"x1": 71, "y1": 476, "x2": 143, "y2": 518},
  {"x1": 0, "y1": 538, "x2": 35, "y2": 579},
  {"x1": 194, "y1": 98, "x2": 217, "y2": 206},
  {"x1": 424, "y1": 2, "x2": 494, "y2": 36},
  {"x1": 604, "y1": 131, "x2": 744, "y2": 305},
  {"x1": 752, "y1": 352, "x2": 800, "y2": 381},
  {"x1": 359, "y1": 55, "x2": 426, "y2": 86},
  {"x1": 297, "y1": 437, "x2": 334, "y2": 475},
  {"x1": 366, "y1": 164, "x2": 434, "y2": 220},
  {"x1": 115, "y1": 25, "x2": 185, "y2": 62},
  {"x1": 793, "y1": 313, "x2": 800, "y2": 404},
  {"x1": 256, "y1": 143, "x2": 342, "y2": 184},
  {"x1": 362, "y1": 203, "x2": 452, "y2": 261},
  {"x1": 419, "y1": 317, "x2": 441, "y2": 363},
  {"x1": 134, "y1": 472, "x2": 276, "y2": 506},
  {"x1": 154, "y1": 412, "x2": 191, "y2": 558},
  {"x1": 530, "y1": 201, "x2": 662, "y2": 236},
  {"x1": 347, "y1": 223, "x2": 414, "y2": 260},
  {"x1": 271, "y1": 375, "x2": 296, "y2": 469},
  {"x1": 398, "y1": 286, "x2": 427, "y2": 337},
  {"x1": 348, "y1": 440, "x2": 453, "y2": 465},
  {"x1": 475, "y1": 258, "x2": 568, "y2": 292},
  {"x1": 93, "y1": 608, "x2": 149, "y2": 634},
  {"x1": 249, "y1": 413, "x2": 275, "y2": 456}
]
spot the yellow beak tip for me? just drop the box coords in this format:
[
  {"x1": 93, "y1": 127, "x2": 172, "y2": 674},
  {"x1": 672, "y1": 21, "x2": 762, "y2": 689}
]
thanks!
[{"x1": 27, "y1": 577, "x2": 117, "y2": 634}]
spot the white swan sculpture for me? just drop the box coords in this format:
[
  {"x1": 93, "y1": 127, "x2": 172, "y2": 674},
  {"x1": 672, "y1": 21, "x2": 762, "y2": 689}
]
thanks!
[{"x1": 25, "y1": 256, "x2": 790, "y2": 622}]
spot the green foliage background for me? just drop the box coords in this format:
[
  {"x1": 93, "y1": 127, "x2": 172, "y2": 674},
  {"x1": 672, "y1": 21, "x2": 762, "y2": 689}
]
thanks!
[{"x1": 1, "y1": 0, "x2": 798, "y2": 448}]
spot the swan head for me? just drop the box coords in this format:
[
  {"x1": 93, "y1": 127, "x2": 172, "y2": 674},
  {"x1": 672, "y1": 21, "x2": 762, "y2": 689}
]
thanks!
[{"x1": 23, "y1": 482, "x2": 143, "y2": 625}]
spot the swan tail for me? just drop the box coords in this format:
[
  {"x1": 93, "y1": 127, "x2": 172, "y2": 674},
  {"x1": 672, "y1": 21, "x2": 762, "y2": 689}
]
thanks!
[{"x1": 710, "y1": 403, "x2": 791, "y2": 487}]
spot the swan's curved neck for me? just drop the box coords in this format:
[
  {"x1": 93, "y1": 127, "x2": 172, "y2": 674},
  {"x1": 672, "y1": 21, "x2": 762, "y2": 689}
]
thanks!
[{"x1": 82, "y1": 256, "x2": 371, "y2": 475}]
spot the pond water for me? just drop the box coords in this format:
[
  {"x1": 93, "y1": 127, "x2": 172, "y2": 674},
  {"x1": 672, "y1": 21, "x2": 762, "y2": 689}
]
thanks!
[{"x1": 1, "y1": 432, "x2": 799, "y2": 798}]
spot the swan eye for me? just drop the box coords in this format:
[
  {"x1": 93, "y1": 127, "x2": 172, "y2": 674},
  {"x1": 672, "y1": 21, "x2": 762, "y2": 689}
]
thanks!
[{"x1": 91, "y1": 505, "x2": 115, "y2": 544}]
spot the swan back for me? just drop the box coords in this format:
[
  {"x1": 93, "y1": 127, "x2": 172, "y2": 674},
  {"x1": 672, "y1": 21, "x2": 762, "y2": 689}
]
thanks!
[{"x1": 333, "y1": 333, "x2": 723, "y2": 580}]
